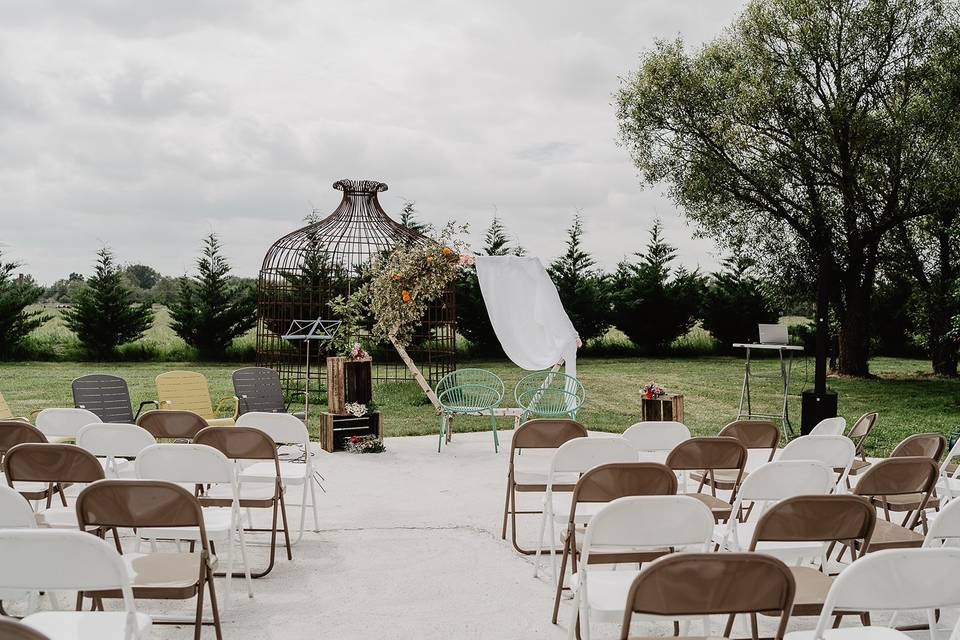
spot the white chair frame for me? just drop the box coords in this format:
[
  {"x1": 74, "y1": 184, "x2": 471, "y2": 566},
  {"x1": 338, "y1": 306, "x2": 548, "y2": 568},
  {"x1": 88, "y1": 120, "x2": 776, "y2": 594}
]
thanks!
[
  {"x1": 778, "y1": 435, "x2": 857, "y2": 493},
  {"x1": 34, "y1": 408, "x2": 101, "y2": 442},
  {"x1": 622, "y1": 421, "x2": 690, "y2": 462},
  {"x1": 76, "y1": 423, "x2": 156, "y2": 478}
]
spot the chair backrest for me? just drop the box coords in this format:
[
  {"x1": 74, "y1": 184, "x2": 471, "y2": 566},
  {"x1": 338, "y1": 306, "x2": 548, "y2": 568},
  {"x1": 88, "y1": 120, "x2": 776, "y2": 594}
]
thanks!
[
  {"x1": 891, "y1": 432, "x2": 946, "y2": 461},
  {"x1": 136, "y1": 443, "x2": 234, "y2": 485},
  {"x1": 236, "y1": 411, "x2": 309, "y2": 446},
  {"x1": 514, "y1": 370, "x2": 584, "y2": 416},
  {"x1": 77, "y1": 479, "x2": 207, "y2": 534},
  {"x1": 735, "y1": 460, "x2": 835, "y2": 503},
  {"x1": 666, "y1": 436, "x2": 748, "y2": 472},
  {"x1": 811, "y1": 548, "x2": 960, "y2": 640},
  {"x1": 71, "y1": 374, "x2": 135, "y2": 424},
  {"x1": 749, "y1": 495, "x2": 876, "y2": 550},
  {"x1": 194, "y1": 425, "x2": 280, "y2": 463},
  {"x1": 155, "y1": 371, "x2": 214, "y2": 418},
  {"x1": 622, "y1": 421, "x2": 690, "y2": 455},
  {"x1": 582, "y1": 495, "x2": 714, "y2": 561},
  {"x1": 810, "y1": 416, "x2": 847, "y2": 436},
  {"x1": 568, "y1": 463, "x2": 677, "y2": 519},
  {"x1": 136, "y1": 409, "x2": 208, "y2": 440},
  {"x1": 854, "y1": 457, "x2": 939, "y2": 528},
  {"x1": 847, "y1": 412, "x2": 878, "y2": 454},
  {"x1": 621, "y1": 553, "x2": 796, "y2": 640},
  {"x1": 4, "y1": 443, "x2": 105, "y2": 485},
  {"x1": 233, "y1": 367, "x2": 287, "y2": 415},
  {"x1": 435, "y1": 368, "x2": 505, "y2": 411},
  {"x1": 0, "y1": 420, "x2": 47, "y2": 455},
  {"x1": 0, "y1": 484, "x2": 38, "y2": 528},
  {"x1": 718, "y1": 420, "x2": 780, "y2": 456},
  {"x1": 510, "y1": 418, "x2": 587, "y2": 453},
  {"x1": 0, "y1": 528, "x2": 138, "y2": 607},
  {"x1": 923, "y1": 496, "x2": 960, "y2": 546},
  {"x1": 77, "y1": 423, "x2": 156, "y2": 458},
  {"x1": 0, "y1": 391, "x2": 19, "y2": 421},
  {"x1": 0, "y1": 618, "x2": 51, "y2": 640},
  {"x1": 779, "y1": 435, "x2": 856, "y2": 469},
  {"x1": 35, "y1": 407, "x2": 102, "y2": 439},
  {"x1": 549, "y1": 437, "x2": 637, "y2": 480}
]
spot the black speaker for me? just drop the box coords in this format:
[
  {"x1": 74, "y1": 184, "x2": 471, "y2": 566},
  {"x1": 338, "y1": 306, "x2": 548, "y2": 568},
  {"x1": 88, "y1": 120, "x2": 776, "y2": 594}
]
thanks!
[{"x1": 800, "y1": 389, "x2": 838, "y2": 435}]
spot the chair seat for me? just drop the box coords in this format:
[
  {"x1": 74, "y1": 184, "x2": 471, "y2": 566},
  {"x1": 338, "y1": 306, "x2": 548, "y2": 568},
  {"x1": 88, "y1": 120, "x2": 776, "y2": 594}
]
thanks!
[
  {"x1": 846, "y1": 458, "x2": 871, "y2": 475},
  {"x1": 788, "y1": 566, "x2": 833, "y2": 616},
  {"x1": 513, "y1": 470, "x2": 579, "y2": 487},
  {"x1": 22, "y1": 611, "x2": 152, "y2": 639},
  {"x1": 203, "y1": 483, "x2": 278, "y2": 507},
  {"x1": 713, "y1": 523, "x2": 825, "y2": 560},
  {"x1": 206, "y1": 417, "x2": 235, "y2": 427},
  {"x1": 551, "y1": 496, "x2": 606, "y2": 524},
  {"x1": 240, "y1": 461, "x2": 309, "y2": 484},
  {"x1": 571, "y1": 569, "x2": 641, "y2": 619},
  {"x1": 786, "y1": 627, "x2": 913, "y2": 640},
  {"x1": 35, "y1": 507, "x2": 78, "y2": 529},
  {"x1": 865, "y1": 518, "x2": 924, "y2": 551},
  {"x1": 690, "y1": 468, "x2": 744, "y2": 489},
  {"x1": 877, "y1": 492, "x2": 939, "y2": 512},
  {"x1": 686, "y1": 493, "x2": 732, "y2": 520},
  {"x1": 139, "y1": 508, "x2": 234, "y2": 541}
]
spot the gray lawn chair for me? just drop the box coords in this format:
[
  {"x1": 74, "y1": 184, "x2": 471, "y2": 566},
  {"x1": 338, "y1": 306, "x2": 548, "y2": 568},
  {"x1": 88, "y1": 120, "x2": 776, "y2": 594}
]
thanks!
[
  {"x1": 232, "y1": 367, "x2": 305, "y2": 420},
  {"x1": 72, "y1": 374, "x2": 157, "y2": 424}
]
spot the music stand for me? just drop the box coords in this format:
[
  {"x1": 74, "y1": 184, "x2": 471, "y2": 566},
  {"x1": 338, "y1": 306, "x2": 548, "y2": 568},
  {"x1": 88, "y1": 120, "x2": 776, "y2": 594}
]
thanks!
[
  {"x1": 282, "y1": 319, "x2": 342, "y2": 426},
  {"x1": 733, "y1": 324, "x2": 803, "y2": 437}
]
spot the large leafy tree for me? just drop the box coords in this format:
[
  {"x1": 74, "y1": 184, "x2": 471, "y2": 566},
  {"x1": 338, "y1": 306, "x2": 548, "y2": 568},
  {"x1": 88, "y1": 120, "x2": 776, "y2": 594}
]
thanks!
[
  {"x1": 609, "y1": 221, "x2": 704, "y2": 353},
  {"x1": 548, "y1": 214, "x2": 610, "y2": 344},
  {"x1": 63, "y1": 248, "x2": 153, "y2": 358},
  {"x1": 0, "y1": 253, "x2": 47, "y2": 357},
  {"x1": 701, "y1": 255, "x2": 780, "y2": 352},
  {"x1": 616, "y1": 0, "x2": 960, "y2": 376},
  {"x1": 169, "y1": 234, "x2": 256, "y2": 359}
]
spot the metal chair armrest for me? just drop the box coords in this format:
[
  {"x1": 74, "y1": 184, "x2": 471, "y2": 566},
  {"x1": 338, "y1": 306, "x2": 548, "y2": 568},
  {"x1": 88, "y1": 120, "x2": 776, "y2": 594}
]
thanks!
[
  {"x1": 215, "y1": 396, "x2": 240, "y2": 420},
  {"x1": 135, "y1": 400, "x2": 159, "y2": 420}
]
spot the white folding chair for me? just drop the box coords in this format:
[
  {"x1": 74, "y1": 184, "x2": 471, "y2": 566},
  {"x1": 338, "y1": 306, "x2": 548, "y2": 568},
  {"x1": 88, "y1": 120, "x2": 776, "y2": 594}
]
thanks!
[
  {"x1": 534, "y1": 436, "x2": 637, "y2": 583},
  {"x1": 236, "y1": 412, "x2": 322, "y2": 543},
  {"x1": 568, "y1": 495, "x2": 715, "y2": 640},
  {"x1": 785, "y1": 548, "x2": 960, "y2": 640},
  {"x1": 0, "y1": 485, "x2": 39, "y2": 606},
  {"x1": 936, "y1": 439, "x2": 960, "y2": 504},
  {"x1": 622, "y1": 421, "x2": 690, "y2": 462},
  {"x1": 715, "y1": 459, "x2": 835, "y2": 561},
  {"x1": 34, "y1": 408, "x2": 101, "y2": 443},
  {"x1": 779, "y1": 435, "x2": 857, "y2": 492},
  {"x1": 76, "y1": 423, "x2": 156, "y2": 478},
  {"x1": 135, "y1": 443, "x2": 253, "y2": 601},
  {"x1": 0, "y1": 529, "x2": 151, "y2": 640},
  {"x1": 810, "y1": 417, "x2": 847, "y2": 436}
]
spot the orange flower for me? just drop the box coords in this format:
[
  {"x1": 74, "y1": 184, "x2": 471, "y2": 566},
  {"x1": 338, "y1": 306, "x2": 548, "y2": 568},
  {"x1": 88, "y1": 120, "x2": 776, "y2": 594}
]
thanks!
[
  {"x1": 426, "y1": 255, "x2": 434, "y2": 264},
  {"x1": 401, "y1": 290, "x2": 411, "y2": 303},
  {"x1": 441, "y1": 246, "x2": 453, "y2": 256},
  {"x1": 391, "y1": 272, "x2": 402, "y2": 281}
]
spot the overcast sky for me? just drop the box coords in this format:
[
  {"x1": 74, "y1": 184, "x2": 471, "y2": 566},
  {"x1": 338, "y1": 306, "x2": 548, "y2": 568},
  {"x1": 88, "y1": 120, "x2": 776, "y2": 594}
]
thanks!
[{"x1": 0, "y1": 0, "x2": 746, "y2": 285}]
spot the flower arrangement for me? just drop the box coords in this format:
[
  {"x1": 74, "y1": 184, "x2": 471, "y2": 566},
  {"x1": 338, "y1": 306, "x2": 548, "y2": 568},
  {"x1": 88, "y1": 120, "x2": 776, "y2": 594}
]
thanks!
[
  {"x1": 345, "y1": 401, "x2": 368, "y2": 417},
  {"x1": 345, "y1": 434, "x2": 386, "y2": 454},
  {"x1": 641, "y1": 382, "x2": 666, "y2": 399},
  {"x1": 349, "y1": 342, "x2": 370, "y2": 361}
]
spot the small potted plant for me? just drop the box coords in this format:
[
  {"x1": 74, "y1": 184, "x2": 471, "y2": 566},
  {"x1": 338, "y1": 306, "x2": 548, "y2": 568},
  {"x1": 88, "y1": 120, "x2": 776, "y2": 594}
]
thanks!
[{"x1": 640, "y1": 382, "x2": 683, "y2": 422}]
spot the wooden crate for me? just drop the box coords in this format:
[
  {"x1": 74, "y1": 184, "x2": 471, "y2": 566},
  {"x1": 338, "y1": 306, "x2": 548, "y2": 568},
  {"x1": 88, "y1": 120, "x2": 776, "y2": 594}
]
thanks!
[
  {"x1": 640, "y1": 394, "x2": 684, "y2": 422},
  {"x1": 320, "y1": 411, "x2": 383, "y2": 452},
  {"x1": 326, "y1": 357, "x2": 373, "y2": 415}
]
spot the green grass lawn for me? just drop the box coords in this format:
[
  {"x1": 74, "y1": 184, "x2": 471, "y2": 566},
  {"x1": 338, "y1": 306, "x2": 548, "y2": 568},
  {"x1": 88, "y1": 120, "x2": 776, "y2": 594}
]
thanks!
[{"x1": 1, "y1": 355, "x2": 955, "y2": 455}]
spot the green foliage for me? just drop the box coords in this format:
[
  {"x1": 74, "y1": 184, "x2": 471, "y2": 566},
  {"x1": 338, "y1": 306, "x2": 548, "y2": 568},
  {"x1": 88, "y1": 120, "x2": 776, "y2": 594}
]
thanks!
[
  {"x1": 609, "y1": 221, "x2": 704, "y2": 353},
  {"x1": 548, "y1": 214, "x2": 610, "y2": 343},
  {"x1": 63, "y1": 248, "x2": 154, "y2": 359},
  {"x1": 700, "y1": 255, "x2": 779, "y2": 352},
  {"x1": 399, "y1": 200, "x2": 430, "y2": 235},
  {"x1": 169, "y1": 234, "x2": 256, "y2": 360},
  {"x1": 44, "y1": 272, "x2": 85, "y2": 303},
  {"x1": 456, "y1": 216, "x2": 522, "y2": 354},
  {"x1": 0, "y1": 254, "x2": 48, "y2": 358},
  {"x1": 328, "y1": 290, "x2": 372, "y2": 356}
]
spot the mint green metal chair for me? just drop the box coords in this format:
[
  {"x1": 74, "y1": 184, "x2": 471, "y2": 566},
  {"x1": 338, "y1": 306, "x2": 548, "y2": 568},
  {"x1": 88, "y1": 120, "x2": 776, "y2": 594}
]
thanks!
[
  {"x1": 514, "y1": 371, "x2": 585, "y2": 423},
  {"x1": 435, "y1": 369, "x2": 505, "y2": 453}
]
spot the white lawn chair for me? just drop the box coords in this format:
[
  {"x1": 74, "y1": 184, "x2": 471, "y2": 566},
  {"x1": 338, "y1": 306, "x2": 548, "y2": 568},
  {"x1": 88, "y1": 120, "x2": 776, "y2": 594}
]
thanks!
[
  {"x1": 622, "y1": 421, "x2": 690, "y2": 462},
  {"x1": 715, "y1": 459, "x2": 835, "y2": 560},
  {"x1": 0, "y1": 529, "x2": 151, "y2": 640},
  {"x1": 810, "y1": 417, "x2": 847, "y2": 436},
  {"x1": 76, "y1": 423, "x2": 156, "y2": 478},
  {"x1": 785, "y1": 548, "x2": 960, "y2": 640},
  {"x1": 534, "y1": 436, "x2": 637, "y2": 583},
  {"x1": 568, "y1": 495, "x2": 715, "y2": 640},
  {"x1": 135, "y1": 443, "x2": 253, "y2": 602},
  {"x1": 0, "y1": 485, "x2": 39, "y2": 606},
  {"x1": 936, "y1": 439, "x2": 960, "y2": 504},
  {"x1": 34, "y1": 408, "x2": 101, "y2": 443},
  {"x1": 236, "y1": 412, "x2": 322, "y2": 543},
  {"x1": 779, "y1": 435, "x2": 857, "y2": 492}
]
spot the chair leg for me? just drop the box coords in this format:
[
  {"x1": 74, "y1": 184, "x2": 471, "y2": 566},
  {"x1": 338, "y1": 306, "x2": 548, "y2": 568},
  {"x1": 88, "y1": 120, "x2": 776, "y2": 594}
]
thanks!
[
  {"x1": 278, "y1": 487, "x2": 293, "y2": 561},
  {"x1": 309, "y1": 476, "x2": 320, "y2": 532},
  {"x1": 490, "y1": 410, "x2": 499, "y2": 452},
  {"x1": 534, "y1": 493, "x2": 551, "y2": 578},
  {"x1": 501, "y1": 477, "x2": 512, "y2": 540},
  {"x1": 552, "y1": 535, "x2": 571, "y2": 624},
  {"x1": 194, "y1": 571, "x2": 206, "y2": 640},
  {"x1": 207, "y1": 566, "x2": 223, "y2": 640},
  {"x1": 437, "y1": 414, "x2": 444, "y2": 453}
]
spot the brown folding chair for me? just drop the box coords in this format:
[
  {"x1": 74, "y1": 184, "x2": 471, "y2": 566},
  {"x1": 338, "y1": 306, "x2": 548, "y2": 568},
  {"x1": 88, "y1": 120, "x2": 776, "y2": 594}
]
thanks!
[
  {"x1": 692, "y1": 420, "x2": 779, "y2": 492},
  {"x1": 552, "y1": 462, "x2": 677, "y2": 624},
  {"x1": 136, "y1": 409, "x2": 208, "y2": 442},
  {"x1": 0, "y1": 618, "x2": 51, "y2": 640},
  {"x1": 501, "y1": 418, "x2": 587, "y2": 554},
  {"x1": 4, "y1": 443, "x2": 104, "y2": 527},
  {"x1": 0, "y1": 421, "x2": 56, "y2": 506},
  {"x1": 619, "y1": 553, "x2": 796, "y2": 640},
  {"x1": 75, "y1": 479, "x2": 221, "y2": 640},
  {"x1": 852, "y1": 456, "x2": 940, "y2": 553},
  {"x1": 845, "y1": 412, "x2": 878, "y2": 477},
  {"x1": 749, "y1": 495, "x2": 876, "y2": 625},
  {"x1": 194, "y1": 426, "x2": 291, "y2": 577},
  {"x1": 666, "y1": 436, "x2": 748, "y2": 522},
  {"x1": 879, "y1": 433, "x2": 948, "y2": 516}
]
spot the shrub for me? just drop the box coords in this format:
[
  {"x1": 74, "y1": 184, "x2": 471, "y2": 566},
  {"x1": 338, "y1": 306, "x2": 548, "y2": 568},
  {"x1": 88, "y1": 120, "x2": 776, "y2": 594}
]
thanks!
[
  {"x1": 0, "y1": 254, "x2": 48, "y2": 358},
  {"x1": 700, "y1": 255, "x2": 779, "y2": 352},
  {"x1": 548, "y1": 214, "x2": 610, "y2": 344}
]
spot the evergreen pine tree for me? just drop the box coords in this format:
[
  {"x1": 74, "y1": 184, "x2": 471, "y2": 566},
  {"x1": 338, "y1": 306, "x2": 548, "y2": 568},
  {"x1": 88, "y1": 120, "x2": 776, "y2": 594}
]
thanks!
[
  {"x1": 700, "y1": 254, "x2": 779, "y2": 351},
  {"x1": 399, "y1": 200, "x2": 430, "y2": 235},
  {"x1": 547, "y1": 214, "x2": 610, "y2": 343},
  {"x1": 169, "y1": 234, "x2": 256, "y2": 359},
  {"x1": 63, "y1": 248, "x2": 153, "y2": 359},
  {"x1": 0, "y1": 252, "x2": 48, "y2": 357}
]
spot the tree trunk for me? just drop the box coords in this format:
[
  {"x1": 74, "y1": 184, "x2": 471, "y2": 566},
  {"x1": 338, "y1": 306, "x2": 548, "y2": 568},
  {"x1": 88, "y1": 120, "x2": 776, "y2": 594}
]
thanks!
[
  {"x1": 929, "y1": 307, "x2": 958, "y2": 377},
  {"x1": 837, "y1": 288, "x2": 872, "y2": 376}
]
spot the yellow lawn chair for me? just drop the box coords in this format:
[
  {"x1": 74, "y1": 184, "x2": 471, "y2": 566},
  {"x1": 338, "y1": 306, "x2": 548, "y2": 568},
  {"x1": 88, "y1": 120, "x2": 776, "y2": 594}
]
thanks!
[
  {"x1": 154, "y1": 371, "x2": 238, "y2": 426},
  {"x1": 0, "y1": 391, "x2": 29, "y2": 422}
]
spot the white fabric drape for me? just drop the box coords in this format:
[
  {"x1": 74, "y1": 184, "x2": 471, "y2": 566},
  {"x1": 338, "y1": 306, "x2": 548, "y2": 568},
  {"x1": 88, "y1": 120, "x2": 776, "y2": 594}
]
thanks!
[{"x1": 474, "y1": 255, "x2": 578, "y2": 378}]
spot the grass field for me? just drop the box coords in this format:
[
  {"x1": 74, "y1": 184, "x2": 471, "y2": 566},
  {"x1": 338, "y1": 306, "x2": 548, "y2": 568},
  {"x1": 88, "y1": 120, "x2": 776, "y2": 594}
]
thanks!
[{"x1": 1, "y1": 355, "x2": 955, "y2": 456}]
